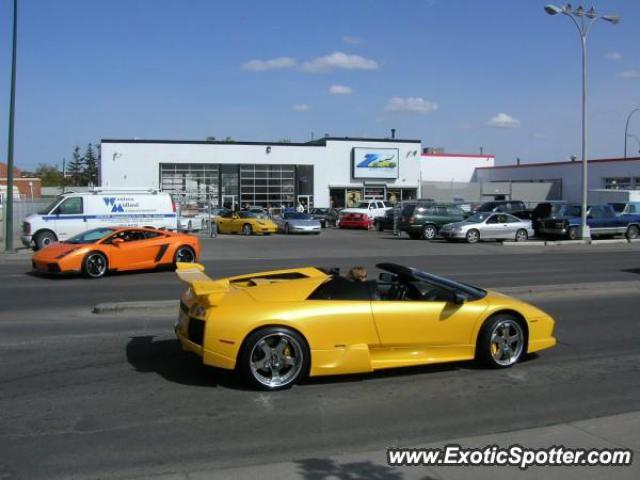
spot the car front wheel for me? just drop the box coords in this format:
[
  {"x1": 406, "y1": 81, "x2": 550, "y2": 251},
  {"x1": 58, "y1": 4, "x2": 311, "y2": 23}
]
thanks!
[
  {"x1": 242, "y1": 224, "x2": 253, "y2": 236},
  {"x1": 626, "y1": 225, "x2": 639, "y2": 240},
  {"x1": 83, "y1": 252, "x2": 108, "y2": 279},
  {"x1": 466, "y1": 229, "x2": 480, "y2": 243},
  {"x1": 476, "y1": 315, "x2": 525, "y2": 368},
  {"x1": 239, "y1": 327, "x2": 309, "y2": 390},
  {"x1": 567, "y1": 226, "x2": 579, "y2": 240},
  {"x1": 175, "y1": 246, "x2": 196, "y2": 264},
  {"x1": 515, "y1": 229, "x2": 528, "y2": 242},
  {"x1": 422, "y1": 224, "x2": 437, "y2": 240},
  {"x1": 34, "y1": 230, "x2": 57, "y2": 251}
]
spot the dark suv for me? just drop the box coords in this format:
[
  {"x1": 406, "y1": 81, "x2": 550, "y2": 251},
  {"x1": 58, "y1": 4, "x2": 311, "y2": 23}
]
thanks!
[
  {"x1": 474, "y1": 200, "x2": 531, "y2": 219},
  {"x1": 399, "y1": 202, "x2": 466, "y2": 240}
]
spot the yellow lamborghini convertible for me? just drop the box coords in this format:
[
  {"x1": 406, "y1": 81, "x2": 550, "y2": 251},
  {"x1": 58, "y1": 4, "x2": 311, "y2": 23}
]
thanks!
[{"x1": 174, "y1": 262, "x2": 556, "y2": 390}]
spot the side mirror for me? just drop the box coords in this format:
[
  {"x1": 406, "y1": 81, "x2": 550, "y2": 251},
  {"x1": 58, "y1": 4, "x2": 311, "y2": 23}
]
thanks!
[
  {"x1": 453, "y1": 292, "x2": 466, "y2": 305},
  {"x1": 112, "y1": 238, "x2": 124, "y2": 246}
]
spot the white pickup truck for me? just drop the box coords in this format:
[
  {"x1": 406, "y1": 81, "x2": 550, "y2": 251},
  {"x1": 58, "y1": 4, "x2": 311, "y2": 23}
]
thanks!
[{"x1": 339, "y1": 200, "x2": 391, "y2": 219}]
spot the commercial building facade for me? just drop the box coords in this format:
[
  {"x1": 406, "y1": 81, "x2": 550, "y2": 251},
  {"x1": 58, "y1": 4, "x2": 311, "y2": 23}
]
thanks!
[
  {"x1": 472, "y1": 157, "x2": 640, "y2": 203},
  {"x1": 100, "y1": 138, "x2": 432, "y2": 209}
]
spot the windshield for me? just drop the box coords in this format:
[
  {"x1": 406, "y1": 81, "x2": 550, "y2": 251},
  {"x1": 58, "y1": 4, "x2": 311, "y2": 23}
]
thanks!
[
  {"x1": 238, "y1": 211, "x2": 257, "y2": 218},
  {"x1": 38, "y1": 196, "x2": 63, "y2": 215},
  {"x1": 464, "y1": 212, "x2": 491, "y2": 223},
  {"x1": 66, "y1": 228, "x2": 115, "y2": 244},
  {"x1": 311, "y1": 208, "x2": 328, "y2": 214},
  {"x1": 285, "y1": 212, "x2": 310, "y2": 220}
]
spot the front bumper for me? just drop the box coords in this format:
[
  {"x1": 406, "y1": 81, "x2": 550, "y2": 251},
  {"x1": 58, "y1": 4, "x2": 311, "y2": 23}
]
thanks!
[
  {"x1": 31, "y1": 259, "x2": 78, "y2": 275},
  {"x1": 539, "y1": 226, "x2": 568, "y2": 236},
  {"x1": 255, "y1": 225, "x2": 278, "y2": 234},
  {"x1": 439, "y1": 229, "x2": 466, "y2": 239},
  {"x1": 289, "y1": 225, "x2": 321, "y2": 233}
]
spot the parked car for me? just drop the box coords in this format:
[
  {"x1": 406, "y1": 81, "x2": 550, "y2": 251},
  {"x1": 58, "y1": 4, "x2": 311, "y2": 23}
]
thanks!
[
  {"x1": 338, "y1": 212, "x2": 372, "y2": 230},
  {"x1": 374, "y1": 208, "x2": 397, "y2": 232},
  {"x1": 537, "y1": 204, "x2": 640, "y2": 240},
  {"x1": 339, "y1": 200, "x2": 390, "y2": 221},
  {"x1": 22, "y1": 190, "x2": 178, "y2": 251},
  {"x1": 275, "y1": 212, "x2": 321, "y2": 234},
  {"x1": 215, "y1": 210, "x2": 277, "y2": 235},
  {"x1": 529, "y1": 201, "x2": 567, "y2": 237},
  {"x1": 309, "y1": 208, "x2": 339, "y2": 228},
  {"x1": 474, "y1": 200, "x2": 532, "y2": 219},
  {"x1": 440, "y1": 212, "x2": 534, "y2": 243},
  {"x1": 399, "y1": 202, "x2": 467, "y2": 240}
]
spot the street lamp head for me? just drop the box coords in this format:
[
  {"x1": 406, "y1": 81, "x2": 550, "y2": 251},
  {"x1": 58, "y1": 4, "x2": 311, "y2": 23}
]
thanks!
[
  {"x1": 602, "y1": 15, "x2": 620, "y2": 24},
  {"x1": 586, "y1": 7, "x2": 596, "y2": 19},
  {"x1": 544, "y1": 4, "x2": 563, "y2": 15},
  {"x1": 575, "y1": 6, "x2": 584, "y2": 16}
]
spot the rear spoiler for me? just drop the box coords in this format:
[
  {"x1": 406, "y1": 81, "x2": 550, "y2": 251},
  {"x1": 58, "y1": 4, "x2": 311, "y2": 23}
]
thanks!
[{"x1": 175, "y1": 263, "x2": 230, "y2": 299}]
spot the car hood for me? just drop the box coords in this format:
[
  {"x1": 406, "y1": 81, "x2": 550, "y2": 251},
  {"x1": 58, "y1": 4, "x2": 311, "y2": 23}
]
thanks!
[
  {"x1": 441, "y1": 221, "x2": 473, "y2": 229},
  {"x1": 33, "y1": 242, "x2": 88, "y2": 261}
]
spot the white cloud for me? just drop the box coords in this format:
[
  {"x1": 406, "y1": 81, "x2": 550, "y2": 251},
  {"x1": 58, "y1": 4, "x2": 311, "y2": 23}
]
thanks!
[
  {"x1": 619, "y1": 70, "x2": 640, "y2": 79},
  {"x1": 606, "y1": 51, "x2": 622, "y2": 61},
  {"x1": 301, "y1": 52, "x2": 379, "y2": 73},
  {"x1": 487, "y1": 113, "x2": 521, "y2": 128},
  {"x1": 242, "y1": 57, "x2": 296, "y2": 72},
  {"x1": 292, "y1": 104, "x2": 310, "y2": 112},
  {"x1": 329, "y1": 84, "x2": 353, "y2": 95},
  {"x1": 341, "y1": 36, "x2": 362, "y2": 45},
  {"x1": 384, "y1": 97, "x2": 438, "y2": 113}
]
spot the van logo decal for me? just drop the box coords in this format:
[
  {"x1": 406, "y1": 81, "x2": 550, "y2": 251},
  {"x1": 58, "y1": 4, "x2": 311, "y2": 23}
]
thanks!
[{"x1": 103, "y1": 197, "x2": 125, "y2": 213}]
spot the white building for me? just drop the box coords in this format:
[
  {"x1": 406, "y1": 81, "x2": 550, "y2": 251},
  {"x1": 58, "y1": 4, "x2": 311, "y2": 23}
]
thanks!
[{"x1": 472, "y1": 156, "x2": 640, "y2": 202}]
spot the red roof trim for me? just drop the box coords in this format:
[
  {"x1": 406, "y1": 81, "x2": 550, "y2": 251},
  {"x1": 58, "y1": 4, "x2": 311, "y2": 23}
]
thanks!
[
  {"x1": 421, "y1": 153, "x2": 495, "y2": 159},
  {"x1": 476, "y1": 156, "x2": 640, "y2": 170}
]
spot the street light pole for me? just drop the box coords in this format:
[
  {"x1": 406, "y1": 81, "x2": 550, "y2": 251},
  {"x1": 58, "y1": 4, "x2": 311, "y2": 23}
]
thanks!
[
  {"x1": 544, "y1": 4, "x2": 620, "y2": 241},
  {"x1": 4, "y1": 0, "x2": 18, "y2": 251},
  {"x1": 624, "y1": 108, "x2": 640, "y2": 158}
]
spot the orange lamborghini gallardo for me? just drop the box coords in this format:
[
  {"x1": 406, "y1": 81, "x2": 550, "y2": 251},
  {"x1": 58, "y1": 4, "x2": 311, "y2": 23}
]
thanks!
[{"x1": 32, "y1": 227, "x2": 200, "y2": 278}]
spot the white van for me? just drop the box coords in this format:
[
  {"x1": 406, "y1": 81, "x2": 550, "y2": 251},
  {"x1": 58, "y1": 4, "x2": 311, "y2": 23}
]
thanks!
[{"x1": 22, "y1": 189, "x2": 178, "y2": 250}]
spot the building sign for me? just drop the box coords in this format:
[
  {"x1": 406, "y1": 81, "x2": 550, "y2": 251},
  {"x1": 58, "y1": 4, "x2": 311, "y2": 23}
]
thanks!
[{"x1": 352, "y1": 148, "x2": 399, "y2": 179}]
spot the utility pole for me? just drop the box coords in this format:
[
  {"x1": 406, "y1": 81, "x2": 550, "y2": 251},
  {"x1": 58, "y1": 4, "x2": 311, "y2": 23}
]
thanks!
[{"x1": 4, "y1": 0, "x2": 18, "y2": 251}]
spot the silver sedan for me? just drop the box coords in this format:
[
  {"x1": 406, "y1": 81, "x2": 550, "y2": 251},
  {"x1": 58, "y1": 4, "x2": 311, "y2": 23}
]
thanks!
[
  {"x1": 275, "y1": 212, "x2": 322, "y2": 234},
  {"x1": 439, "y1": 212, "x2": 534, "y2": 243}
]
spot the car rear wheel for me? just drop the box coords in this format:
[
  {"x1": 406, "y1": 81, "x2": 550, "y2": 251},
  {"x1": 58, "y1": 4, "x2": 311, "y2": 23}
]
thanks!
[
  {"x1": 242, "y1": 224, "x2": 253, "y2": 236},
  {"x1": 567, "y1": 226, "x2": 579, "y2": 240},
  {"x1": 239, "y1": 327, "x2": 309, "y2": 390},
  {"x1": 174, "y1": 246, "x2": 195, "y2": 264},
  {"x1": 34, "y1": 230, "x2": 57, "y2": 251},
  {"x1": 83, "y1": 252, "x2": 108, "y2": 279},
  {"x1": 422, "y1": 224, "x2": 437, "y2": 240},
  {"x1": 626, "y1": 225, "x2": 639, "y2": 240},
  {"x1": 466, "y1": 229, "x2": 480, "y2": 243},
  {"x1": 515, "y1": 229, "x2": 528, "y2": 242},
  {"x1": 476, "y1": 315, "x2": 525, "y2": 368}
]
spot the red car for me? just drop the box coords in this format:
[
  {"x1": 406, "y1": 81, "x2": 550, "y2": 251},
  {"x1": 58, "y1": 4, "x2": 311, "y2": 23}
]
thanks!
[{"x1": 338, "y1": 212, "x2": 373, "y2": 230}]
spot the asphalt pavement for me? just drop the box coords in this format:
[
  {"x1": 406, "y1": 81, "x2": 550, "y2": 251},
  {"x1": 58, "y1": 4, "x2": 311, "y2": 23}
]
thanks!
[{"x1": 0, "y1": 229, "x2": 639, "y2": 479}]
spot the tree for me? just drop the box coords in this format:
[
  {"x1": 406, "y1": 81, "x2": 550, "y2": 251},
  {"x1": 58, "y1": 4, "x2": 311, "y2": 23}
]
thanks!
[
  {"x1": 66, "y1": 146, "x2": 84, "y2": 186},
  {"x1": 83, "y1": 143, "x2": 99, "y2": 186},
  {"x1": 33, "y1": 163, "x2": 64, "y2": 187}
]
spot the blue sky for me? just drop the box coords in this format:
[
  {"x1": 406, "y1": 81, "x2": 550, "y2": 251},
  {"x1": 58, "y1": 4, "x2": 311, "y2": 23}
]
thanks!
[{"x1": 0, "y1": 0, "x2": 638, "y2": 170}]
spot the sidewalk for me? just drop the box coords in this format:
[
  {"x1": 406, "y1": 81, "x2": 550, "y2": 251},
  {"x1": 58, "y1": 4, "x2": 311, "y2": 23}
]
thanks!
[{"x1": 127, "y1": 411, "x2": 639, "y2": 480}]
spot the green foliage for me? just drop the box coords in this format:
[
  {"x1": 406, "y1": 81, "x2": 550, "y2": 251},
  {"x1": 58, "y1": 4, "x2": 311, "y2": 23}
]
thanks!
[
  {"x1": 66, "y1": 146, "x2": 85, "y2": 186},
  {"x1": 33, "y1": 164, "x2": 64, "y2": 187},
  {"x1": 83, "y1": 143, "x2": 99, "y2": 186},
  {"x1": 62, "y1": 143, "x2": 100, "y2": 186}
]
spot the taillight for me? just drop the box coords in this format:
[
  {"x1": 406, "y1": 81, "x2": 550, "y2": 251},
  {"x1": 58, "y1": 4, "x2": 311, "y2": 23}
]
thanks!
[
  {"x1": 22, "y1": 222, "x2": 30, "y2": 234},
  {"x1": 171, "y1": 198, "x2": 177, "y2": 213},
  {"x1": 408, "y1": 216, "x2": 414, "y2": 224}
]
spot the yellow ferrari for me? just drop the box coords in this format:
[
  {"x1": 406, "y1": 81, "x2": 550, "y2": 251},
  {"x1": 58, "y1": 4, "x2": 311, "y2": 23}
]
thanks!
[
  {"x1": 174, "y1": 263, "x2": 556, "y2": 390},
  {"x1": 215, "y1": 211, "x2": 277, "y2": 235}
]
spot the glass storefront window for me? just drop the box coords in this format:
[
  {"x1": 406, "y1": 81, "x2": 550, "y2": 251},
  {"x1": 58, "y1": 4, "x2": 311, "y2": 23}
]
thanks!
[{"x1": 346, "y1": 189, "x2": 363, "y2": 208}]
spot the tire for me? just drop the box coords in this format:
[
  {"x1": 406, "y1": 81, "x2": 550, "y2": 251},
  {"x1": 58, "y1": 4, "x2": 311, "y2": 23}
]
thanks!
[
  {"x1": 34, "y1": 230, "x2": 57, "y2": 251},
  {"x1": 239, "y1": 327, "x2": 310, "y2": 390},
  {"x1": 465, "y1": 229, "x2": 480, "y2": 244},
  {"x1": 242, "y1": 224, "x2": 253, "y2": 236},
  {"x1": 567, "y1": 226, "x2": 579, "y2": 240},
  {"x1": 82, "y1": 252, "x2": 108, "y2": 279},
  {"x1": 515, "y1": 229, "x2": 528, "y2": 242},
  {"x1": 422, "y1": 224, "x2": 437, "y2": 240},
  {"x1": 284, "y1": 223, "x2": 290, "y2": 235},
  {"x1": 626, "y1": 225, "x2": 639, "y2": 240},
  {"x1": 476, "y1": 315, "x2": 526, "y2": 368},
  {"x1": 174, "y1": 246, "x2": 196, "y2": 264}
]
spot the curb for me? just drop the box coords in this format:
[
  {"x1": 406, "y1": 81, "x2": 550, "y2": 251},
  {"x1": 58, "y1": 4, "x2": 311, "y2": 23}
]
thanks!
[
  {"x1": 93, "y1": 281, "x2": 640, "y2": 314},
  {"x1": 503, "y1": 239, "x2": 635, "y2": 246}
]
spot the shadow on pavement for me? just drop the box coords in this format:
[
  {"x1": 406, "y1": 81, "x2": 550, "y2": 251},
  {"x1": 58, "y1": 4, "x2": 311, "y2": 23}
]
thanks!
[
  {"x1": 621, "y1": 268, "x2": 640, "y2": 275},
  {"x1": 295, "y1": 458, "x2": 438, "y2": 480},
  {"x1": 125, "y1": 335, "x2": 243, "y2": 389}
]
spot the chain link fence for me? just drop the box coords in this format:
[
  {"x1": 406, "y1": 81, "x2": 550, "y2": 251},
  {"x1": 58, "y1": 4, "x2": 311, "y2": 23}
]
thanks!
[{"x1": 0, "y1": 199, "x2": 51, "y2": 245}]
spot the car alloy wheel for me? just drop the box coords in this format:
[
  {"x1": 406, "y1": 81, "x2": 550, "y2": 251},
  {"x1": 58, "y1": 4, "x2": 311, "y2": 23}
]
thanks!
[
  {"x1": 515, "y1": 229, "x2": 528, "y2": 242},
  {"x1": 488, "y1": 319, "x2": 524, "y2": 367},
  {"x1": 84, "y1": 252, "x2": 108, "y2": 278},
  {"x1": 175, "y1": 246, "x2": 195, "y2": 263},
  {"x1": 34, "y1": 230, "x2": 56, "y2": 251},
  {"x1": 567, "y1": 227, "x2": 578, "y2": 240},
  {"x1": 466, "y1": 229, "x2": 480, "y2": 243},
  {"x1": 626, "y1": 225, "x2": 639, "y2": 240},
  {"x1": 242, "y1": 224, "x2": 253, "y2": 236},
  {"x1": 423, "y1": 224, "x2": 437, "y2": 240},
  {"x1": 242, "y1": 328, "x2": 308, "y2": 390}
]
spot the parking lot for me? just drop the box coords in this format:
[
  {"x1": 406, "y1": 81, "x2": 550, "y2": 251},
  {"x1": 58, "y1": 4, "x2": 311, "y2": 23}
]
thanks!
[{"x1": 1, "y1": 228, "x2": 639, "y2": 479}]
